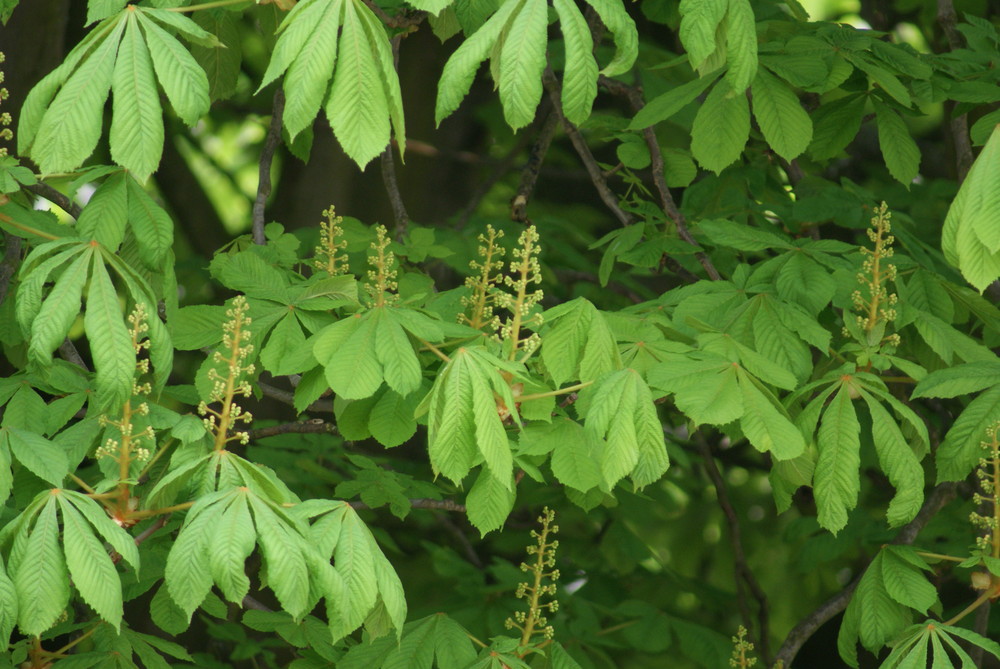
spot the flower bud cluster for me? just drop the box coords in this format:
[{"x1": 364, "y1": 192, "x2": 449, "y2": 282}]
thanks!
[
  {"x1": 851, "y1": 202, "x2": 899, "y2": 338},
  {"x1": 0, "y1": 53, "x2": 10, "y2": 154},
  {"x1": 314, "y1": 205, "x2": 349, "y2": 275},
  {"x1": 971, "y1": 421, "x2": 1000, "y2": 553},
  {"x1": 729, "y1": 626, "x2": 757, "y2": 668},
  {"x1": 460, "y1": 225, "x2": 505, "y2": 332},
  {"x1": 199, "y1": 296, "x2": 255, "y2": 449},
  {"x1": 497, "y1": 225, "x2": 544, "y2": 357},
  {"x1": 504, "y1": 507, "x2": 560, "y2": 643},
  {"x1": 364, "y1": 225, "x2": 399, "y2": 307}
]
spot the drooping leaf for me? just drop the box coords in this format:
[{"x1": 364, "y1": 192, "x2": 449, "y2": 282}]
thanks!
[
  {"x1": 814, "y1": 384, "x2": 861, "y2": 533},
  {"x1": 553, "y1": 0, "x2": 597, "y2": 125},
  {"x1": 137, "y1": 11, "x2": 211, "y2": 126},
  {"x1": 751, "y1": 67, "x2": 812, "y2": 161},
  {"x1": 691, "y1": 81, "x2": 750, "y2": 174},
  {"x1": 873, "y1": 99, "x2": 920, "y2": 186},
  {"x1": 57, "y1": 496, "x2": 125, "y2": 630},
  {"x1": 14, "y1": 498, "x2": 70, "y2": 637},
  {"x1": 85, "y1": 255, "x2": 136, "y2": 411},
  {"x1": 466, "y1": 468, "x2": 516, "y2": 535}
]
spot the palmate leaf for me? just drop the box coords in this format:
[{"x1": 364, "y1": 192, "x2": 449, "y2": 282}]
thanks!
[
  {"x1": 22, "y1": 6, "x2": 213, "y2": 179},
  {"x1": 436, "y1": 0, "x2": 634, "y2": 128},
  {"x1": 541, "y1": 298, "x2": 621, "y2": 386}
]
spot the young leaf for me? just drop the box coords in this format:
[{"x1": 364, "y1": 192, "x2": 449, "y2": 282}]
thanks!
[
  {"x1": 859, "y1": 392, "x2": 923, "y2": 527},
  {"x1": 724, "y1": 0, "x2": 757, "y2": 92},
  {"x1": 582, "y1": 0, "x2": 637, "y2": 76},
  {"x1": 737, "y1": 370, "x2": 805, "y2": 460},
  {"x1": 497, "y1": 0, "x2": 546, "y2": 130},
  {"x1": 165, "y1": 494, "x2": 222, "y2": 619},
  {"x1": 137, "y1": 11, "x2": 211, "y2": 126},
  {"x1": 425, "y1": 350, "x2": 478, "y2": 483},
  {"x1": 751, "y1": 68, "x2": 812, "y2": 161},
  {"x1": 126, "y1": 176, "x2": 175, "y2": 271},
  {"x1": 14, "y1": 498, "x2": 70, "y2": 637},
  {"x1": 76, "y1": 171, "x2": 129, "y2": 251},
  {"x1": 814, "y1": 384, "x2": 861, "y2": 533},
  {"x1": 6, "y1": 428, "x2": 69, "y2": 486},
  {"x1": 0, "y1": 556, "x2": 16, "y2": 648},
  {"x1": 936, "y1": 385, "x2": 1000, "y2": 482},
  {"x1": 691, "y1": 81, "x2": 750, "y2": 174},
  {"x1": 549, "y1": 419, "x2": 602, "y2": 492},
  {"x1": 280, "y1": 0, "x2": 345, "y2": 139},
  {"x1": 57, "y1": 496, "x2": 125, "y2": 630},
  {"x1": 85, "y1": 256, "x2": 136, "y2": 411},
  {"x1": 248, "y1": 496, "x2": 311, "y2": 619},
  {"x1": 628, "y1": 73, "x2": 718, "y2": 130},
  {"x1": 679, "y1": 0, "x2": 727, "y2": 71},
  {"x1": 375, "y1": 309, "x2": 423, "y2": 396},
  {"x1": 553, "y1": 0, "x2": 597, "y2": 125},
  {"x1": 209, "y1": 491, "x2": 257, "y2": 604},
  {"x1": 110, "y1": 13, "x2": 165, "y2": 183},
  {"x1": 27, "y1": 248, "x2": 92, "y2": 367},
  {"x1": 466, "y1": 468, "x2": 516, "y2": 535},
  {"x1": 873, "y1": 99, "x2": 920, "y2": 186}
]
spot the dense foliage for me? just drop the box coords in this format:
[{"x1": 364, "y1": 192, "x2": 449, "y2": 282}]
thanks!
[{"x1": 1, "y1": 0, "x2": 1000, "y2": 666}]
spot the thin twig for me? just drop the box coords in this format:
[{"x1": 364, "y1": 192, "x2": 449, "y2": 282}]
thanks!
[
  {"x1": 349, "y1": 498, "x2": 467, "y2": 513},
  {"x1": 133, "y1": 516, "x2": 170, "y2": 546},
  {"x1": 435, "y1": 510, "x2": 484, "y2": 568},
  {"x1": 258, "y1": 379, "x2": 334, "y2": 413},
  {"x1": 697, "y1": 435, "x2": 771, "y2": 662},
  {"x1": 0, "y1": 231, "x2": 22, "y2": 307},
  {"x1": 252, "y1": 88, "x2": 285, "y2": 246},
  {"x1": 774, "y1": 482, "x2": 958, "y2": 667},
  {"x1": 242, "y1": 594, "x2": 274, "y2": 612},
  {"x1": 59, "y1": 339, "x2": 89, "y2": 371},
  {"x1": 542, "y1": 68, "x2": 633, "y2": 227},
  {"x1": 456, "y1": 131, "x2": 535, "y2": 229},
  {"x1": 382, "y1": 35, "x2": 409, "y2": 242},
  {"x1": 936, "y1": 0, "x2": 973, "y2": 181},
  {"x1": 248, "y1": 420, "x2": 339, "y2": 440},
  {"x1": 599, "y1": 75, "x2": 721, "y2": 280},
  {"x1": 511, "y1": 103, "x2": 559, "y2": 223},
  {"x1": 360, "y1": 0, "x2": 426, "y2": 28},
  {"x1": 25, "y1": 182, "x2": 83, "y2": 219}
]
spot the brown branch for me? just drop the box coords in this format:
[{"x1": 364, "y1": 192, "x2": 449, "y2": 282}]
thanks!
[
  {"x1": 598, "y1": 75, "x2": 721, "y2": 280},
  {"x1": 936, "y1": 0, "x2": 973, "y2": 181},
  {"x1": 360, "y1": 0, "x2": 426, "y2": 28},
  {"x1": 511, "y1": 103, "x2": 559, "y2": 223},
  {"x1": 133, "y1": 515, "x2": 170, "y2": 546},
  {"x1": 25, "y1": 182, "x2": 82, "y2": 219},
  {"x1": 257, "y1": 379, "x2": 334, "y2": 413},
  {"x1": 0, "y1": 231, "x2": 22, "y2": 307},
  {"x1": 435, "y1": 510, "x2": 484, "y2": 568},
  {"x1": 349, "y1": 498, "x2": 467, "y2": 513},
  {"x1": 774, "y1": 482, "x2": 958, "y2": 667},
  {"x1": 382, "y1": 35, "x2": 409, "y2": 242},
  {"x1": 248, "y1": 420, "x2": 339, "y2": 440},
  {"x1": 59, "y1": 338, "x2": 89, "y2": 371},
  {"x1": 456, "y1": 131, "x2": 535, "y2": 229},
  {"x1": 697, "y1": 436, "x2": 771, "y2": 662},
  {"x1": 252, "y1": 87, "x2": 285, "y2": 246},
  {"x1": 542, "y1": 67, "x2": 633, "y2": 227},
  {"x1": 242, "y1": 594, "x2": 274, "y2": 612}
]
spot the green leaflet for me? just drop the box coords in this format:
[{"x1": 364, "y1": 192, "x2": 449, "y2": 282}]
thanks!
[
  {"x1": 191, "y1": 9, "x2": 242, "y2": 100},
  {"x1": 0, "y1": 555, "x2": 15, "y2": 649},
  {"x1": 76, "y1": 171, "x2": 129, "y2": 250},
  {"x1": 314, "y1": 307, "x2": 432, "y2": 399},
  {"x1": 813, "y1": 383, "x2": 860, "y2": 534},
  {"x1": 4, "y1": 428, "x2": 69, "y2": 486},
  {"x1": 30, "y1": 17, "x2": 125, "y2": 175},
  {"x1": 808, "y1": 93, "x2": 865, "y2": 160},
  {"x1": 137, "y1": 10, "x2": 211, "y2": 126},
  {"x1": 936, "y1": 384, "x2": 1000, "y2": 482},
  {"x1": 873, "y1": 98, "x2": 920, "y2": 187},
  {"x1": 126, "y1": 174, "x2": 174, "y2": 271},
  {"x1": 111, "y1": 12, "x2": 165, "y2": 183},
  {"x1": 736, "y1": 370, "x2": 805, "y2": 460},
  {"x1": 858, "y1": 391, "x2": 923, "y2": 527},
  {"x1": 548, "y1": 419, "x2": 602, "y2": 492},
  {"x1": 466, "y1": 467, "x2": 516, "y2": 535},
  {"x1": 582, "y1": 369, "x2": 668, "y2": 489},
  {"x1": 27, "y1": 247, "x2": 93, "y2": 367},
  {"x1": 498, "y1": 0, "x2": 547, "y2": 130},
  {"x1": 724, "y1": 0, "x2": 757, "y2": 92},
  {"x1": 628, "y1": 72, "x2": 718, "y2": 130},
  {"x1": 880, "y1": 622, "x2": 1000, "y2": 669},
  {"x1": 57, "y1": 495, "x2": 125, "y2": 630},
  {"x1": 941, "y1": 125, "x2": 1000, "y2": 292},
  {"x1": 164, "y1": 492, "x2": 218, "y2": 619},
  {"x1": 552, "y1": 0, "x2": 597, "y2": 125},
  {"x1": 87, "y1": 0, "x2": 126, "y2": 25},
  {"x1": 581, "y1": 0, "x2": 637, "y2": 76},
  {"x1": 541, "y1": 298, "x2": 621, "y2": 386},
  {"x1": 838, "y1": 550, "x2": 912, "y2": 665},
  {"x1": 423, "y1": 347, "x2": 518, "y2": 486},
  {"x1": 13, "y1": 497, "x2": 69, "y2": 637},
  {"x1": 649, "y1": 355, "x2": 742, "y2": 426},
  {"x1": 209, "y1": 492, "x2": 257, "y2": 604},
  {"x1": 691, "y1": 80, "x2": 750, "y2": 174},
  {"x1": 912, "y1": 361, "x2": 1000, "y2": 398},
  {"x1": 751, "y1": 68, "x2": 812, "y2": 161},
  {"x1": 86, "y1": 254, "x2": 136, "y2": 410},
  {"x1": 697, "y1": 218, "x2": 793, "y2": 252},
  {"x1": 280, "y1": 0, "x2": 345, "y2": 139},
  {"x1": 678, "y1": 0, "x2": 728, "y2": 72}
]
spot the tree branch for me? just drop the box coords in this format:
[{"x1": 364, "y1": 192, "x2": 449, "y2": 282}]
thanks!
[
  {"x1": 25, "y1": 182, "x2": 82, "y2": 219},
  {"x1": 511, "y1": 103, "x2": 559, "y2": 223},
  {"x1": 382, "y1": 35, "x2": 409, "y2": 242},
  {"x1": 258, "y1": 379, "x2": 334, "y2": 413},
  {"x1": 697, "y1": 436, "x2": 771, "y2": 662},
  {"x1": 248, "y1": 420, "x2": 339, "y2": 440},
  {"x1": 598, "y1": 75, "x2": 721, "y2": 280},
  {"x1": 542, "y1": 68, "x2": 633, "y2": 227},
  {"x1": 59, "y1": 338, "x2": 89, "y2": 371},
  {"x1": 252, "y1": 87, "x2": 285, "y2": 246},
  {"x1": 936, "y1": 0, "x2": 973, "y2": 181},
  {"x1": 774, "y1": 482, "x2": 958, "y2": 666},
  {"x1": 0, "y1": 231, "x2": 22, "y2": 307}
]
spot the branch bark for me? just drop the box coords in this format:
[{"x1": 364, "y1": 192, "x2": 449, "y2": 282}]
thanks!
[{"x1": 252, "y1": 88, "x2": 286, "y2": 246}]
